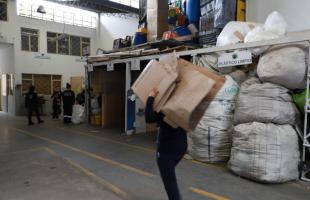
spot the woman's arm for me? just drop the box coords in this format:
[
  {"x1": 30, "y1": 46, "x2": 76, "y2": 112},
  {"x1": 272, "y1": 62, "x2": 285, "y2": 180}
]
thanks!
[
  {"x1": 145, "y1": 96, "x2": 158, "y2": 123},
  {"x1": 145, "y1": 88, "x2": 159, "y2": 123}
]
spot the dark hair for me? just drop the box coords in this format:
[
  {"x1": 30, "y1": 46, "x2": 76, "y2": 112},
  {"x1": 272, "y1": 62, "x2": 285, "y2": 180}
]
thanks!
[
  {"x1": 29, "y1": 85, "x2": 35, "y2": 92},
  {"x1": 66, "y1": 83, "x2": 71, "y2": 89}
]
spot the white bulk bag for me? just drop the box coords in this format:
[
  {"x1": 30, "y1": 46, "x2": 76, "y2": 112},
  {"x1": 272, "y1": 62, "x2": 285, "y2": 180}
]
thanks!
[
  {"x1": 234, "y1": 78, "x2": 300, "y2": 125},
  {"x1": 228, "y1": 122, "x2": 300, "y2": 183},
  {"x1": 72, "y1": 105, "x2": 85, "y2": 124},
  {"x1": 216, "y1": 21, "x2": 263, "y2": 47},
  {"x1": 257, "y1": 45, "x2": 307, "y2": 89},
  {"x1": 189, "y1": 76, "x2": 239, "y2": 162}
]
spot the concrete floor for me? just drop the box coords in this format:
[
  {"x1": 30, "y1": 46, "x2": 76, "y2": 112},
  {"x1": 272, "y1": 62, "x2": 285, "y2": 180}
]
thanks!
[{"x1": 0, "y1": 113, "x2": 310, "y2": 200}]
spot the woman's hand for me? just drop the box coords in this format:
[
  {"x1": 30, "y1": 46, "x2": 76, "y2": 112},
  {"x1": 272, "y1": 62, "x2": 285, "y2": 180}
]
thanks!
[{"x1": 149, "y1": 88, "x2": 159, "y2": 97}]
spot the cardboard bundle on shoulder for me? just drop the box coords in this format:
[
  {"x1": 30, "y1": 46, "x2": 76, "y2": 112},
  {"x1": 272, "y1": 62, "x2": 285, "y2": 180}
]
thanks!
[
  {"x1": 162, "y1": 59, "x2": 225, "y2": 131},
  {"x1": 132, "y1": 53, "x2": 225, "y2": 132},
  {"x1": 132, "y1": 53, "x2": 178, "y2": 112}
]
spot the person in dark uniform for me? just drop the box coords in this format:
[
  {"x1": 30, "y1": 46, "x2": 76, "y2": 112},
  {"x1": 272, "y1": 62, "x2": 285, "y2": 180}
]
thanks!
[
  {"x1": 145, "y1": 88, "x2": 187, "y2": 200},
  {"x1": 51, "y1": 86, "x2": 62, "y2": 119},
  {"x1": 62, "y1": 83, "x2": 75, "y2": 124},
  {"x1": 76, "y1": 89, "x2": 85, "y2": 106},
  {"x1": 25, "y1": 86, "x2": 44, "y2": 125}
]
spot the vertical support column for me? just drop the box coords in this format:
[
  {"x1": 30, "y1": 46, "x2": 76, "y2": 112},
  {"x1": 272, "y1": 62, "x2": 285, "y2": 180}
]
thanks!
[
  {"x1": 125, "y1": 62, "x2": 132, "y2": 135},
  {"x1": 301, "y1": 45, "x2": 310, "y2": 181},
  {"x1": 85, "y1": 64, "x2": 92, "y2": 124}
]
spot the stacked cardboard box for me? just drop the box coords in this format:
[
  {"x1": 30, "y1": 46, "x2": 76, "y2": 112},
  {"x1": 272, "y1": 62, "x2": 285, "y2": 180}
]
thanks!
[{"x1": 132, "y1": 53, "x2": 225, "y2": 132}]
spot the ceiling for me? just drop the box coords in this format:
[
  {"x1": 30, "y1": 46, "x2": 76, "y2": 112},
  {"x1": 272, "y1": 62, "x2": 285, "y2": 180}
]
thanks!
[{"x1": 46, "y1": 0, "x2": 139, "y2": 14}]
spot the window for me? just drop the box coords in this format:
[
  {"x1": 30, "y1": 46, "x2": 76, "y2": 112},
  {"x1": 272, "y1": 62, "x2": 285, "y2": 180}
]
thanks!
[
  {"x1": 21, "y1": 28, "x2": 39, "y2": 52},
  {"x1": 47, "y1": 32, "x2": 90, "y2": 56},
  {"x1": 0, "y1": 0, "x2": 8, "y2": 21},
  {"x1": 17, "y1": 0, "x2": 98, "y2": 29},
  {"x1": 22, "y1": 73, "x2": 62, "y2": 95}
]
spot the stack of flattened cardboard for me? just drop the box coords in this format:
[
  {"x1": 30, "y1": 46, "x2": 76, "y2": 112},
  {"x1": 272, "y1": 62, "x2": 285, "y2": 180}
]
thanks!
[{"x1": 132, "y1": 53, "x2": 225, "y2": 132}]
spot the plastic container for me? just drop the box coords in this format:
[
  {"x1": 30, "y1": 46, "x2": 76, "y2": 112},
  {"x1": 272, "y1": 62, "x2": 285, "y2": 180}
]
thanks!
[
  {"x1": 186, "y1": 0, "x2": 201, "y2": 24},
  {"x1": 133, "y1": 32, "x2": 147, "y2": 45},
  {"x1": 174, "y1": 26, "x2": 192, "y2": 36}
]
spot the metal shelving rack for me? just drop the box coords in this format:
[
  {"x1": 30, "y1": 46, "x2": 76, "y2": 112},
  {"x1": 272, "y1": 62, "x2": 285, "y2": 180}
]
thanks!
[
  {"x1": 86, "y1": 31, "x2": 310, "y2": 181},
  {"x1": 301, "y1": 57, "x2": 310, "y2": 181}
]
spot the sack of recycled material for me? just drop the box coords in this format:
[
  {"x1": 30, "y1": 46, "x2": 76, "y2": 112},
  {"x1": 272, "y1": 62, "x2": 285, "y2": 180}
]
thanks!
[
  {"x1": 257, "y1": 45, "x2": 307, "y2": 89},
  {"x1": 234, "y1": 77, "x2": 300, "y2": 125},
  {"x1": 216, "y1": 21, "x2": 263, "y2": 47},
  {"x1": 244, "y1": 11, "x2": 287, "y2": 55},
  {"x1": 228, "y1": 122, "x2": 300, "y2": 183},
  {"x1": 189, "y1": 76, "x2": 239, "y2": 162},
  {"x1": 293, "y1": 90, "x2": 307, "y2": 114},
  {"x1": 72, "y1": 104, "x2": 85, "y2": 124}
]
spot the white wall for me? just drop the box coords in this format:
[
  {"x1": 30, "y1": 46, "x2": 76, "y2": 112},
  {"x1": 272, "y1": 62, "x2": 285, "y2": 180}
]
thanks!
[
  {"x1": 0, "y1": 0, "x2": 100, "y2": 115},
  {"x1": 0, "y1": 0, "x2": 98, "y2": 86},
  {"x1": 99, "y1": 14, "x2": 138, "y2": 50},
  {"x1": 246, "y1": 0, "x2": 310, "y2": 32},
  {"x1": 0, "y1": 43, "x2": 14, "y2": 75},
  {"x1": 0, "y1": 43, "x2": 15, "y2": 114}
]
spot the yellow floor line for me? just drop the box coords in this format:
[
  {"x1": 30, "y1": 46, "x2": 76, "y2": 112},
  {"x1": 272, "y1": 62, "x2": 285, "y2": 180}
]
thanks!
[
  {"x1": 0, "y1": 147, "x2": 46, "y2": 156},
  {"x1": 44, "y1": 147, "x2": 128, "y2": 199},
  {"x1": 12, "y1": 127, "x2": 154, "y2": 178},
  {"x1": 56, "y1": 126, "x2": 155, "y2": 153},
  {"x1": 189, "y1": 187, "x2": 230, "y2": 200},
  {"x1": 56, "y1": 126, "x2": 228, "y2": 171}
]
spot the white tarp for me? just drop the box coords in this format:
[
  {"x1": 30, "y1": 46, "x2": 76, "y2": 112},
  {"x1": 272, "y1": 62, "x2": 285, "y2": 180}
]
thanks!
[
  {"x1": 234, "y1": 77, "x2": 300, "y2": 126},
  {"x1": 257, "y1": 45, "x2": 307, "y2": 89},
  {"x1": 228, "y1": 122, "x2": 300, "y2": 183},
  {"x1": 188, "y1": 76, "x2": 239, "y2": 162}
]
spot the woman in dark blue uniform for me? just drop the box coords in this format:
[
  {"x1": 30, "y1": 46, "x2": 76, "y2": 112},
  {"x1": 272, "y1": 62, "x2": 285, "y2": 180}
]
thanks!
[{"x1": 145, "y1": 88, "x2": 187, "y2": 200}]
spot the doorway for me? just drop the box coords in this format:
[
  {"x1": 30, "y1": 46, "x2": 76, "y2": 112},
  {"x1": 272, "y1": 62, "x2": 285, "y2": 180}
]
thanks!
[{"x1": 91, "y1": 64, "x2": 126, "y2": 129}]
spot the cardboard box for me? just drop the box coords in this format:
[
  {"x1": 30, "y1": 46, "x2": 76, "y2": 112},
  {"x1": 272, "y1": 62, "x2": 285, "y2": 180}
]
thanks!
[
  {"x1": 147, "y1": 0, "x2": 168, "y2": 41},
  {"x1": 161, "y1": 59, "x2": 216, "y2": 131},
  {"x1": 132, "y1": 53, "x2": 225, "y2": 132},
  {"x1": 132, "y1": 53, "x2": 178, "y2": 112}
]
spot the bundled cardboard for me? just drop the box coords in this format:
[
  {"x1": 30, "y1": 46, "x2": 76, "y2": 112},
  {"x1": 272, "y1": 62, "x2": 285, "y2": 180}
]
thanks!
[
  {"x1": 161, "y1": 61, "x2": 216, "y2": 131},
  {"x1": 132, "y1": 53, "x2": 225, "y2": 132},
  {"x1": 132, "y1": 53, "x2": 178, "y2": 112}
]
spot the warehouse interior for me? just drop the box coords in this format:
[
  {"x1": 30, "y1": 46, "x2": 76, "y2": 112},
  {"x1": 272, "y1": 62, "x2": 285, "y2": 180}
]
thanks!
[{"x1": 1, "y1": 0, "x2": 310, "y2": 199}]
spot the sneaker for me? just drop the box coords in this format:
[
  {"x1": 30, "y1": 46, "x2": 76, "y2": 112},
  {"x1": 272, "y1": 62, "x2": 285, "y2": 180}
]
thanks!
[
  {"x1": 38, "y1": 120, "x2": 44, "y2": 124},
  {"x1": 28, "y1": 122, "x2": 34, "y2": 125}
]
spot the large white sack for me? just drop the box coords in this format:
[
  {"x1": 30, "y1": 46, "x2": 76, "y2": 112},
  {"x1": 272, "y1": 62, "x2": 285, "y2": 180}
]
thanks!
[
  {"x1": 244, "y1": 26, "x2": 280, "y2": 55},
  {"x1": 264, "y1": 11, "x2": 287, "y2": 36},
  {"x1": 216, "y1": 21, "x2": 263, "y2": 47},
  {"x1": 189, "y1": 76, "x2": 239, "y2": 162},
  {"x1": 72, "y1": 105, "x2": 85, "y2": 124},
  {"x1": 234, "y1": 77, "x2": 300, "y2": 125},
  {"x1": 228, "y1": 122, "x2": 300, "y2": 183},
  {"x1": 257, "y1": 45, "x2": 307, "y2": 89}
]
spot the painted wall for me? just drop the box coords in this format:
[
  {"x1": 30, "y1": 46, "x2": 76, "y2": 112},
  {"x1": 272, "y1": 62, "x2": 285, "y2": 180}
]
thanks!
[
  {"x1": 99, "y1": 14, "x2": 138, "y2": 51},
  {"x1": 0, "y1": 43, "x2": 14, "y2": 75},
  {"x1": 0, "y1": 43, "x2": 15, "y2": 114},
  {"x1": 0, "y1": 0, "x2": 99, "y2": 115},
  {"x1": 0, "y1": 0, "x2": 98, "y2": 86},
  {"x1": 246, "y1": 0, "x2": 310, "y2": 32}
]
